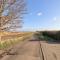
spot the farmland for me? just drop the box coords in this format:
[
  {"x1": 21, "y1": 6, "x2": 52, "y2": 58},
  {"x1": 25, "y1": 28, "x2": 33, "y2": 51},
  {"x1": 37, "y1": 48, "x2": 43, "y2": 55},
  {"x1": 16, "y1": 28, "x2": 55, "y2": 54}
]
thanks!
[{"x1": 0, "y1": 32, "x2": 34, "y2": 50}]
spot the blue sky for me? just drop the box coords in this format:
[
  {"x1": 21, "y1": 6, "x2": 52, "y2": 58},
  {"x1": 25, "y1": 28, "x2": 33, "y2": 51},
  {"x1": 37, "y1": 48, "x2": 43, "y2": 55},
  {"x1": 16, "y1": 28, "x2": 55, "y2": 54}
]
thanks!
[
  {"x1": 21, "y1": 0, "x2": 60, "y2": 31},
  {"x1": 2, "y1": 0, "x2": 60, "y2": 31}
]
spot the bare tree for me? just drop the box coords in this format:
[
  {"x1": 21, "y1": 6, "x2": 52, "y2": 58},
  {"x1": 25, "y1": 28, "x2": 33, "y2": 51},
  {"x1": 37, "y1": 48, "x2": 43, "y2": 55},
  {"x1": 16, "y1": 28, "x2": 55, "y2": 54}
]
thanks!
[{"x1": 0, "y1": 0, "x2": 26, "y2": 32}]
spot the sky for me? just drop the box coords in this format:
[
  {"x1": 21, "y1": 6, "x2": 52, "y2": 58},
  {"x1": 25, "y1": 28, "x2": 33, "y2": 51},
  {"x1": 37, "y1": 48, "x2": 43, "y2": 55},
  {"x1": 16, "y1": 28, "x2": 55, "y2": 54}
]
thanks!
[
  {"x1": 2, "y1": 0, "x2": 60, "y2": 31},
  {"x1": 20, "y1": 0, "x2": 60, "y2": 31}
]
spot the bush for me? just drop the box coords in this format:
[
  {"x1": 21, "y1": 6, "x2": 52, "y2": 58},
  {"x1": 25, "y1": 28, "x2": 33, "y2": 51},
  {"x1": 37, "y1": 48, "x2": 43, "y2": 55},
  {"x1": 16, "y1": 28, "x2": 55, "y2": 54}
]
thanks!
[{"x1": 42, "y1": 31, "x2": 60, "y2": 41}]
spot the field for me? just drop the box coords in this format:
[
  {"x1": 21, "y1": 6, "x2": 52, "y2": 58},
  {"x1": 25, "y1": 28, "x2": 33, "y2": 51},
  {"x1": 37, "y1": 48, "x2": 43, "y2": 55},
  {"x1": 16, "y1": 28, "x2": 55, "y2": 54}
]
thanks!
[{"x1": 0, "y1": 32, "x2": 33, "y2": 50}]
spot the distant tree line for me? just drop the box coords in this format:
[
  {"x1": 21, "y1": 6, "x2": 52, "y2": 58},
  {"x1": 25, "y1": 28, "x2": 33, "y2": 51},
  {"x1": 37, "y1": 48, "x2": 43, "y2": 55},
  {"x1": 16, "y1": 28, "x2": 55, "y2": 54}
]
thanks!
[{"x1": 42, "y1": 31, "x2": 60, "y2": 41}]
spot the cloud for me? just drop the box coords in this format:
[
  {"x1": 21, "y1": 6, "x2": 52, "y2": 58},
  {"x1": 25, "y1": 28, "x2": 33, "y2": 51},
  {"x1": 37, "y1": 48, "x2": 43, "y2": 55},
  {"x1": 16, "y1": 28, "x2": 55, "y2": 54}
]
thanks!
[
  {"x1": 37, "y1": 12, "x2": 43, "y2": 16},
  {"x1": 52, "y1": 17, "x2": 60, "y2": 25},
  {"x1": 53, "y1": 17, "x2": 57, "y2": 21}
]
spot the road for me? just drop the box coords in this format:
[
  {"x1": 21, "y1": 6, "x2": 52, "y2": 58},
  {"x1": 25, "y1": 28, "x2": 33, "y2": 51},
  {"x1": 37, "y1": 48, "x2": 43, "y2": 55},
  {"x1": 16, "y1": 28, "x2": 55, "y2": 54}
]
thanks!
[
  {"x1": 1, "y1": 39, "x2": 43, "y2": 60},
  {"x1": 0, "y1": 36, "x2": 60, "y2": 60},
  {"x1": 41, "y1": 41, "x2": 60, "y2": 60}
]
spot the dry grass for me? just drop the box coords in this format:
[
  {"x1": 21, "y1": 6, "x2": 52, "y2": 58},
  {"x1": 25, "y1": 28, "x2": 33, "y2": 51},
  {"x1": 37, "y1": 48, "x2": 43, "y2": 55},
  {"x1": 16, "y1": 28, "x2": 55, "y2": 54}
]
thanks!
[{"x1": 0, "y1": 32, "x2": 33, "y2": 49}]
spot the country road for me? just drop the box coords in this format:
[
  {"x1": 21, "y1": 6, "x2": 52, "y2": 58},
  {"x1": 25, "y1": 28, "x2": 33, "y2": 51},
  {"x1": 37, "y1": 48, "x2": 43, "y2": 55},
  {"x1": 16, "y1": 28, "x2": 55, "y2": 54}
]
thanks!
[
  {"x1": 0, "y1": 36, "x2": 60, "y2": 60},
  {"x1": 1, "y1": 39, "x2": 43, "y2": 60}
]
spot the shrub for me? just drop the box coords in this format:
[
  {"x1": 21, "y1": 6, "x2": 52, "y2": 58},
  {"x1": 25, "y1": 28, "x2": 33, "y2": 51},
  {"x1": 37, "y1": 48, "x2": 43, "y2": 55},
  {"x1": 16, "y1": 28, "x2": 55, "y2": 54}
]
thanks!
[{"x1": 42, "y1": 31, "x2": 60, "y2": 41}]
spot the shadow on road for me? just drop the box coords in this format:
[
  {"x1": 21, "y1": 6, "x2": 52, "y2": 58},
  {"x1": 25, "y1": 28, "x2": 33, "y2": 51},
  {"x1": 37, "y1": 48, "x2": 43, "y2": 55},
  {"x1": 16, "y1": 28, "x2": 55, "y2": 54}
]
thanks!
[
  {"x1": 29, "y1": 39, "x2": 40, "y2": 41},
  {"x1": 46, "y1": 40, "x2": 60, "y2": 44}
]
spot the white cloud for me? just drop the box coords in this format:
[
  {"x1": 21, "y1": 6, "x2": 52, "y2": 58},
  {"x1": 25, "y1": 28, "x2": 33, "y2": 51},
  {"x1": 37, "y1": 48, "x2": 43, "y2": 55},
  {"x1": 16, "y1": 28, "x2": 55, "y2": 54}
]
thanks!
[
  {"x1": 53, "y1": 17, "x2": 57, "y2": 21},
  {"x1": 37, "y1": 12, "x2": 43, "y2": 16}
]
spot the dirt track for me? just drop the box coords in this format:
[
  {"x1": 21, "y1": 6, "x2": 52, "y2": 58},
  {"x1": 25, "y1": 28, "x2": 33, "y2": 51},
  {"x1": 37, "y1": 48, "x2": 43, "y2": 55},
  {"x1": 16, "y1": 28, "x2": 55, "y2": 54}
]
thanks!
[
  {"x1": 0, "y1": 39, "x2": 60, "y2": 60},
  {"x1": 1, "y1": 39, "x2": 43, "y2": 60}
]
